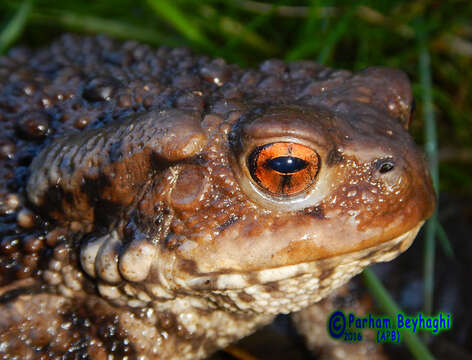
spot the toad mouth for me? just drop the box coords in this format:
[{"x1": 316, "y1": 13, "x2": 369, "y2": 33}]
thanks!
[
  {"x1": 183, "y1": 222, "x2": 422, "y2": 291},
  {"x1": 177, "y1": 223, "x2": 422, "y2": 314}
]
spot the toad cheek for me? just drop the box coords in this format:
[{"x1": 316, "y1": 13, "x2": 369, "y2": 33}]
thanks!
[
  {"x1": 171, "y1": 213, "x2": 423, "y2": 301},
  {"x1": 173, "y1": 214, "x2": 388, "y2": 274}
]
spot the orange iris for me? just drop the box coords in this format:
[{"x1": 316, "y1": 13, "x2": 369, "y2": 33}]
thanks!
[{"x1": 248, "y1": 142, "x2": 320, "y2": 196}]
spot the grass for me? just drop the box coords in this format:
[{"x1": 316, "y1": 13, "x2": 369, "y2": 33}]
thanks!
[
  {"x1": 1, "y1": 1, "x2": 470, "y2": 359},
  {"x1": 0, "y1": 0, "x2": 33, "y2": 54},
  {"x1": 363, "y1": 269, "x2": 434, "y2": 360},
  {"x1": 417, "y1": 20, "x2": 437, "y2": 326}
]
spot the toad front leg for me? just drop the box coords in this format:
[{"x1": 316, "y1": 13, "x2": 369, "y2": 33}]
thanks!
[{"x1": 0, "y1": 285, "x2": 272, "y2": 358}]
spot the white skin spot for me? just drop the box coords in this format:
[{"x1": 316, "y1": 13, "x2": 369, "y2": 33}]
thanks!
[
  {"x1": 95, "y1": 231, "x2": 122, "y2": 283},
  {"x1": 80, "y1": 235, "x2": 106, "y2": 278},
  {"x1": 119, "y1": 240, "x2": 156, "y2": 282}
]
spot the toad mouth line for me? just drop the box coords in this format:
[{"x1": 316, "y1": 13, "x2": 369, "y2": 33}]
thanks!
[{"x1": 184, "y1": 222, "x2": 422, "y2": 291}]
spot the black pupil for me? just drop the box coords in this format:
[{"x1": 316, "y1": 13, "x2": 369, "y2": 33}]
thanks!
[
  {"x1": 379, "y1": 161, "x2": 395, "y2": 173},
  {"x1": 266, "y1": 156, "x2": 308, "y2": 174}
]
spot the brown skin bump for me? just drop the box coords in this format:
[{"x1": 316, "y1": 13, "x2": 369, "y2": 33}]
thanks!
[
  {"x1": 158, "y1": 311, "x2": 177, "y2": 330},
  {"x1": 318, "y1": 267, "x2": 335, "y2": 282},
  {"x1": 300, "y1": 205, "x2": 325, "y2": 219},
  {"x1": 0, "y1": 35, "x2": 435, "y2": 358},
  {"x1": 238, "y1": 292, "x2": 255, "y2": 303},
  {"x1": 359, "y1": 248, "x2": 381, "y2": 261},
  {"x1": 178, "y1": 258, "x2": 199, "y2": 275},
  {"x1": 352, "y1": 67, "x2": 414, "y2": 129},
  {"x1": 170, "y1": 164, "x2": 209, "y2": 211},
  {"x1": 217, "y1": 215, "x2": 239, "y2": 232},
  {"x1": 263, "y1": 281, "x2": 280, "y2": 292}
]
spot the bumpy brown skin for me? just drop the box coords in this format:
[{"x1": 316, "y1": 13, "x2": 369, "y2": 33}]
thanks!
[{"x1": 0, "y1": 35, "x2": 435, "y2": 359}]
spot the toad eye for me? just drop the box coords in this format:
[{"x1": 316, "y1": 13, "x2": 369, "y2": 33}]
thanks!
[{"x1": 247, "y1": 142, "x2": 320, "y2": 196}]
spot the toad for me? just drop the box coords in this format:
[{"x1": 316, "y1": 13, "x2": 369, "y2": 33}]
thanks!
[{"x1": 0, "y1": 35, "x2": 435, "y2": 359}]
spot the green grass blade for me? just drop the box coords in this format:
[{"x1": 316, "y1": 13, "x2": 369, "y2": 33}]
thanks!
[
  {"x1": 30, "y1": 10, "x2": 179, "y2": 47},
  {"x1": 423, "y1": 214, "x2": 437, "y2": 318},
  {"x1": 286, "y1": 5, "x2": 355, "y2": 62},
  {"x1": 419, "y1": 43, "x2": 439, "y2": 194},
  {"x1": 198, "y1": 4, "x2": 278, "y2": 56},
  {"x1": 317, "y1": 6, "x2": 355, "y2": 64},
  {"x1": 285, "y1": 0, "x2": 322, "y2": 61},
  {"x1": 288, "y1": 0, "x2": 325, "y2": 60},
  {"x1": 221, "y1": 1, "x2": 279, "y2": 59},
  {"x1": 0, "y1": 0, "x2": 33, "y2": 54},
  {"x1": 363, "y1": 269, "x2": 435, "y2": 360},
  {"x1": 436, "y1": 221, "x2": 454, "y2": 258},
  {"x1": 417, "y1": 21, "x2": 439, "y2": 319},
  {"x1": 146, "y1": 0, "x2": 213, "y2": 49}
]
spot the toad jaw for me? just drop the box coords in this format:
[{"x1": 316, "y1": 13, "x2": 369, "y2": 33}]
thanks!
[
  {"x1": 177, "y1": 223, "x2": 422, "y2": 314},
  {"x1": 163, "y1": 104, "x2": 435, "y2": 314}
]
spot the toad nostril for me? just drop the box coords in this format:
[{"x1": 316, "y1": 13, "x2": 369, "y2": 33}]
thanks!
[{"x1": 378, "y1": 160, "x2": 395, "y2": 173}]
